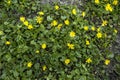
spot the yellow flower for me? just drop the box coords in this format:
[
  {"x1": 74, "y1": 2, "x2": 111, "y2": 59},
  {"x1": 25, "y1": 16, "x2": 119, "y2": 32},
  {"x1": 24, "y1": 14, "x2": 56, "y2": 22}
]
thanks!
[
  {"x1": 35, "y1": 50, "x2": 40, "y2": 53},
  {"x1": 64, "y1": 19, "x2": 70, "y2": 25},
  {"x1": 86, "y1": 40, "x2": 90, "y2": 45},
  {"x1": 23, "y1": 20, "x2": 29, "y2": 26},
  {"x1": 82, "y1": 12, "x2": 85, "y2": 17},
  {"x1": 36, "y1": 16, "x2": 43, "y2": 24},
  {"x1": 28, "y1": 24, "x2": 33, "y2": 30},
  {"x1": 27, "y1": 62, "x2": 32, "y2": 68},
  {"x1": 54, "y1": 5, "x2": 59, "y2": 10},
  {"x1": 7, "y1": 0, "x2": 11, "y2": 5},
  {"x1": 20, "y1": 16, "x2": 25, "y2": 22},
  {"x1": 38, "y1": 11, "x2": 44, "y2": 16},
  {"x1": 86, "y1": 58, "x2": 92, "y2": 63},
  {"x1": 41, "y1": 43, "x2": 46, "y2": 49},
  {"x1": 5, "y1": 41, "x2": 11, "y2": 45},
  {"x1": 42, "y1": 65, "x2": 47, "y2": 71},
  {"x1": 65, "y1": 59, "x2": 70, "y2": 65},
  {"x1": 84, "y1": 26, "x2": 89, "y2": 31},
  {"x1": 97, "y1": 27, "x2": 101, "y2": 32},
  {"x1": 104, "y1": 59, "x2": 110, "y2": 65},
  {"x1": 113, "y1": 0, "x2": 118, "y2": 5},
  {"x1": 105, "y1": 3, "x2": 113, "y2": 12},
  {"x1": 51, "y1": 20, "x2": 58, "y2": 26},
  {"x1": 91, "y1": 26, "x2": 95, "y2": 31},
  {"x1": 69, "y1": 31, "x2": 76, "y2": 38},
  {"x1": 102, "y1": 20, "x2": 108, "y2": 26},
  {"x1": 114, "y1": 29, "x2": 118, "y2": 33},
  {"x1": 97, "y1": 32, "x2": 102, "y2": 38},
  {"x1": 67, "y1": 43, "x2": 74, "y2": 49},
  {"x1": 95, "y1": 0, "x2": 100, "y2": 4},
  {"x1": 57, "y1": 23, "x2": 63, "y2": 30},
  {"x1": 72, "y1": 9, "x2": 76, "y2": 15}
]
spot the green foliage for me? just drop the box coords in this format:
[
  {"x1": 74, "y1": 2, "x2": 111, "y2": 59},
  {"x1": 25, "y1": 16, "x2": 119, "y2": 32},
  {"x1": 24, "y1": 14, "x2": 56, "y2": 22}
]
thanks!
[{"x1": 0, "y1": 0, "x2": 119, "y2": 79}]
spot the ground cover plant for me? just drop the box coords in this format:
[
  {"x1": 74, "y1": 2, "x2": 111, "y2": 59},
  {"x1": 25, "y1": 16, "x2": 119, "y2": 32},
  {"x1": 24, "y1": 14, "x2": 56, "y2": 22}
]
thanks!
[{"x1": 0, "y1": 0, "x2": 120, "y2": 80}]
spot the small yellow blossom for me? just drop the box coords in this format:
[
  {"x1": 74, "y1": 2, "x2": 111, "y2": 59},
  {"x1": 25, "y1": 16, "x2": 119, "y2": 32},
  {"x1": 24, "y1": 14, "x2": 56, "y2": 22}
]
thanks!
[
  {"x1": 91, "y1": 26, "x2": 95, "y2": 31},
  {"x1": 23, "y1": 20, "x2": 29, "y2": 26},
  {"x1": 35, "y1": 50, "x2": 40, "y2": 53},
  {"x1": 84, "y1": 26, "x2": 89, "y2": 31},
  {"x1": 57, "y1": 23, "x2": 63, "y2": 30},
  {"x1": 41, "y1": 43, "x2": 46, "y2": 49},
  {"x1": 42, "y1": 65, "x2": 47, "y2": 71},
  {"x1": 51, "y1": 20, "x2": 58, "y2": 26},
  {"x1": 65, "y1": 59, "x2": 70, "y2": 65},
  {"x1": 113, "y1": 0, "x2": 118, "y2": 5},
  {"x1": 67, "y1": 43, "x2": 74, "y2": 49},
  {"x1": 28, "y1": 24, "x2": 33, "y2": 30},
  {"x1": 114, "y1": 29, "x2": 118, "y2": 33},
  {"x1": 7, "y1": 0, "x2": 11, "y2": 5},
  {"x1": 64, "y1": 19, "x2": 70, "y2": 25},
  {"x1": 27, "y1": 62, "x2": 32, "y2": 68},
  {"x1": 38, "y1": 11, "x2": 44, "y2": 16},
  {"x1": 97, "y1": 32, "x2": 102, "y2": 38},
  {"x1": 104, "y1": 59, "x2": 110, "y2": 65},
  {"x1": 69, "y1": 31, "x2": 76, "y2": 38},
  {"x1": 86, "y1": 58, "x2": 92, "y2": 63},
  {"x1": 105, "y1": 3, "x2": 113, "y2": 12},
  {"x1": 54, "y1": 5, "x2": 59, "y2": 10},
  {"x1": 5, "y1": 41, "x2": 11, "y2": 45},
  {"x1": 102, "y1": 20, "x2": 108, "y2": 26},
  {"x1": 97, "y1": 27, "x2": 101, "y2": 32},
  {"x1": 20, "y1": 16, "x2": 25, "y2": 22},
  {"x1": 36, "y1": 16, "x2": 43, "y2": 24},
  {"x1": 95, "y1": 0, "x2": 100, "y2": 4},
  {"x1": 82, "y1": 12, "x2": 85, "y2": 17},
  {"x1": 72, "y1": 9, "x2": 76, "y2": 15},
  {"x1": 86, "y1": 40, "x2": 90, "y2": 45}
]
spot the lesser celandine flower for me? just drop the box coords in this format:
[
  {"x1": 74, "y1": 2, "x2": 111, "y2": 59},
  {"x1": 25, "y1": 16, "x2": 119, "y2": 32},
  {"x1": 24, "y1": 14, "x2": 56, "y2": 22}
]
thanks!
[
  {"x1": 113, "y1": 0, "x2": 118, "y2": 5},
  {"x1": 7, "y1": 0, "x2": 11, "y2": 5},
  {"x1": 51, "y1": 20, "x2": 58, "y2": 26},
  {"x1": 86, "y1": 40, "x2": 90, "y2": 45},
  {"x1": 20, "y1": 16, "x2": 25, "y2": 22},
  {"x1": 65, "y1": 59, "x2": 70, "y2": 65},
  {"x1": 102, "y1": 20, "x2": 108, "y2": 26},
  {"x1": 57, "y1": 23, "x2": 63, "y2": 30},
  {"x1": 42, "y1": 65, "x2": 47, "y2": 71},
  {"x1": 82, "y1": 12, "x2": 85, "y2": 17},
  {"x1": 95, "y1": 0, "x2": 100, "y2": 4},
  {"x1": 28, "y1": 24, "x2": 33, "y2": 30},
  {"x1": 35, "y1": 50, "x2": 40, "y2": 54},
  {"x1": 67, "y1": 43, "x2": 74, "y2": 49},
  {"x1": 36, "y1": 16, "x2": 43, "y2": 24},
  {"x1": 97, "y1": 27, "x2": 101, "y2": 32},
  {"x1": 41, "y1": 43, "x2": 46, "y2": 49},
  {"x1": 69, "y1": 31, "x2": 76, "y2": 38},
  {"x1": 91, "y1": 26, "x2": 95, "y2": 31},
  {"x1": 104, "y1": 59, "x2": 110, "y2": 65},
  {"x1": 72, "y1": 9, "x2": 76, "y2": 15},
  {"x1": 86, "y1": 58, "x2": 92, "y2": 63},
  {"x1": 64, "y1": 19, "x2": 70, "y2": 25},
  {"x1": 54, "y1": 5, "x2": 59, "y2": 10},
  {"x1": 27, "y1": 62, "x2": 32, "y2": 68},
  {"x1": 84, "y1": 26, "x2": 89, "y2": 31},
  {"x1": 105, "y1": 3, "x2": 113, "y2": 12},
  {"x1": 5, "y1": 41, "x2": 11, "y2": 45},
  {"x1": 97, "y1": 32, "x2": 102, "y2": 38},
  {"x1": 23, "y1": 20, "x2": 29, "y2": 26},
  {"x1": 114, "y1": 29, "x2": 118, "y2": 33},
  {"x1": 38, "y1": 11, "x2": 44, "y2": 16}
]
